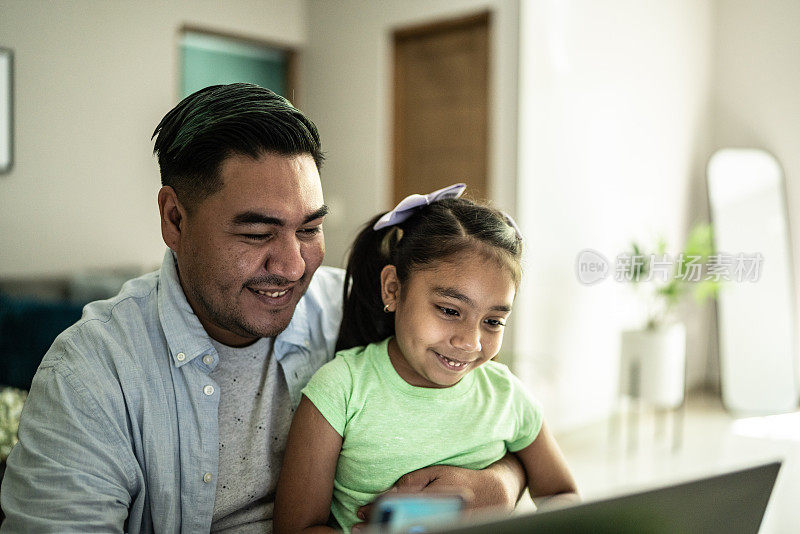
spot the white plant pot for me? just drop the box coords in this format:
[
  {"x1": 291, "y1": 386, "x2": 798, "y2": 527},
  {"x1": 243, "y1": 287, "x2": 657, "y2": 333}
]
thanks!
[{"x1": 620, "y1": 324, "x2": 687, "y2": 409}]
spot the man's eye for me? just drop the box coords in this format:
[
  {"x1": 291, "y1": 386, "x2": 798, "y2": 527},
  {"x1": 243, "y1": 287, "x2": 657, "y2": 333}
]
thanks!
[
  {"x1": 437, "y1": 306, "x2": 460, "y2": 317},
  {"x1": 242, "y1": 234, "x2": 271, "y2": 240},
  {"x1": 485, "y1": 318, "x2": 506, "y2": 328},
  {"x1": 298, "y1": 227, "x2": 322, "y2": 237}
]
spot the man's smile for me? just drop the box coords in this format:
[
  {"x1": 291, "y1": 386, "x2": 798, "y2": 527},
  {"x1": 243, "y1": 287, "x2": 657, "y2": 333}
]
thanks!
[
  {"x1": 246, "y1": 285, "x2": 295, "y2": 306},
  {"x1": 251, "y1": 288, "x2": 289, "y2": 298}
]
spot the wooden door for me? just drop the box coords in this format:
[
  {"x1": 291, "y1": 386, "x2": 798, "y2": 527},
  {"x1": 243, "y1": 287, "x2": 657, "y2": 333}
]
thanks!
[{"x1": 393, "y1": 12, "x2": 490, "y2": 203}]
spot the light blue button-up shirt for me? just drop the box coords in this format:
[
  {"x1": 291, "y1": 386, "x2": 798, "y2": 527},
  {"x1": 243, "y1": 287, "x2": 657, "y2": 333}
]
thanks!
[{"x1": 0, "y1": 250, "x2": 343, "y2": 533}]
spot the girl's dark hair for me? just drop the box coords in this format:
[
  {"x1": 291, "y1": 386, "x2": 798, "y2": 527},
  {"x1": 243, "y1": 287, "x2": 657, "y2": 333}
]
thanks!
[{"x1": 335, "y1": 197, "x2": 522, "y2": 352}]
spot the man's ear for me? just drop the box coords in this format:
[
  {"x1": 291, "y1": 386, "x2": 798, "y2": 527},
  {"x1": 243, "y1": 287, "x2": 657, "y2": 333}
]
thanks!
[
  {"x1": 380, "y1": 265, "x2": 401, "y2": 312},
  {"x1": 158, "y1": 186, "x2": 188, "y2": 251}
]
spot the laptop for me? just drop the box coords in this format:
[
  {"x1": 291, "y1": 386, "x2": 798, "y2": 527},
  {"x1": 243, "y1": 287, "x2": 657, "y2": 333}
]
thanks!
[{"x1": 435, "y1": 460, "x2": 782, "y2": 534}]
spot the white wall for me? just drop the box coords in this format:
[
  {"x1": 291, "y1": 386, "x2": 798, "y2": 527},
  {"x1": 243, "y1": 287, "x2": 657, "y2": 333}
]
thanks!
[
  {"x1": 516, "y1": 0, "x2": 714, "y2": 431},
  {"x1": 712, "y1": 0, "x2": 800, "y2": 357},
  {"x1": 0, "y1": 0, "x2": 307, "y2": 277},
  {"x1": 301, "y1": 0, "x2": 520, "y2": 270}
]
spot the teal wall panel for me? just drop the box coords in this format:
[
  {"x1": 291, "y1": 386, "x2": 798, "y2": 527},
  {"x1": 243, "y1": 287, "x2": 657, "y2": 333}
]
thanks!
[{"x1": 180, "y1": 32, "x2": 287, "y2": 98}]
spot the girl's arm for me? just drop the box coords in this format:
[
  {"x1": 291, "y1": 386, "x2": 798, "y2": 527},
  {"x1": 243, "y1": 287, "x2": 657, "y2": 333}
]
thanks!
[
  {"x1": 355, "y1": 452, "x2": 526, "y2": 523},
  {"x1": 274, "y1": 395, "x2": 343, "y2": 534},
  {"x1": 515, "y1": 420, "x2": 580, "y2": 510}
]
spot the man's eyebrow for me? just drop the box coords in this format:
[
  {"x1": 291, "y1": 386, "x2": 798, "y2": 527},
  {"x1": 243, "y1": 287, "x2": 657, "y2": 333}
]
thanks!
[
  {"x1": 303, "y1": 205, "x2": 329, "y2": 224},
  {"x1": 232, "y1": 212, "x2": 283, "y2": 226},
  {"x1": 432, "y1": 287, "x2": 512, "y2": 313},
  {"x1": 231, "y1": 205, "x2": 329, "y2": 227}
]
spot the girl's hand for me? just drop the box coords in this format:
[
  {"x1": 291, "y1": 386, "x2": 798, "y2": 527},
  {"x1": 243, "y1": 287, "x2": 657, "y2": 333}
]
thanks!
[{"x1": 351, "y1": 486, "x2": 472, "y2": 532}]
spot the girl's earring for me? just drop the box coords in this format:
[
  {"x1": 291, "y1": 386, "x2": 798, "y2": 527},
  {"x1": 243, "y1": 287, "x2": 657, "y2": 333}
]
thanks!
[{"x1": 383, "y1": 304, "x2": 392, "y2": 313}]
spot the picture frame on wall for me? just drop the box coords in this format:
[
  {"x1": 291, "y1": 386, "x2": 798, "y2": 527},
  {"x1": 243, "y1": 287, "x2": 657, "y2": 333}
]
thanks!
[{"x1": 1, "y1": 47, "x2": 13, "y2": 174}]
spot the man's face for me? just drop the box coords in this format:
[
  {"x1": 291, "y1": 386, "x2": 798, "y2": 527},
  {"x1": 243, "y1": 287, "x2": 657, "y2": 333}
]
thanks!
[{"x1": 173, "y1": 152, "x2": 326, "y2": 347}]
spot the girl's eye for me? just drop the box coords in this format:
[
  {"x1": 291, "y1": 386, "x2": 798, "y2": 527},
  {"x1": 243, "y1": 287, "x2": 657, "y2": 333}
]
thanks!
[{"x1": 437, "y1": 306, "x2": 460, "y2": 317}]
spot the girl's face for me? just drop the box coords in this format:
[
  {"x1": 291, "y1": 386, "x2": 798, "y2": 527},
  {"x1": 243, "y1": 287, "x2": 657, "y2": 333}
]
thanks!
[{"x1": 381, "y1": 250, "x2": 516, "y2": 388}]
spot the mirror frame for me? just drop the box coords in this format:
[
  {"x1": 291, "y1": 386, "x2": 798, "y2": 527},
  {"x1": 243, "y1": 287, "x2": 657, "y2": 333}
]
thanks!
[{"x1": 0, "y1": 47, "x2": 13, "y2": 174}]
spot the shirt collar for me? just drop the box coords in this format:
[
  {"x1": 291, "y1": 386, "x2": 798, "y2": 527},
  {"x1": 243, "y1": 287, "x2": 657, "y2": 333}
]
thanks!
[
  {"x1": 157, "y1": 249, "x2": 315, "y2": 366},
  {"x1": 158, "y1": 249, "x2": 215, "y2": 367},
  {"x1": 273, "y1": 288, "x2": 311, "y2": 358}
]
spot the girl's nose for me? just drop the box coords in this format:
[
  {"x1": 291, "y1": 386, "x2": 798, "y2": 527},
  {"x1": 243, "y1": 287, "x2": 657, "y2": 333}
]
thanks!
[{"x1": 451, "y1": 323, "x2": 481, "y2": 353}]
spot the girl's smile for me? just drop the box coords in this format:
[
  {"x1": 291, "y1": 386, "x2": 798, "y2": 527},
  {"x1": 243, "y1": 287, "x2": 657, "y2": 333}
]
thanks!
[
  {"x1": 383, "y1": 249, "x2": 517, "y2": 388},
  {"x1": 434, "y1": 350, "x2": 472, "y2": 370}
]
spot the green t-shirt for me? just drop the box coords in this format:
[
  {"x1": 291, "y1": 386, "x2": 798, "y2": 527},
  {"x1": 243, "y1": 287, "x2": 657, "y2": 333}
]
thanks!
[{"x1": 302, "y1": 337, "x2": 543, "y2": 532}]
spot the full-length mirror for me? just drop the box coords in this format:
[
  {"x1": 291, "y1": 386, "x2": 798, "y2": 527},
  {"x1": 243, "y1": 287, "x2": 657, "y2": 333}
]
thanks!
[{"x1": 707, "y1": 148, "x2": 799, "y2": 414}]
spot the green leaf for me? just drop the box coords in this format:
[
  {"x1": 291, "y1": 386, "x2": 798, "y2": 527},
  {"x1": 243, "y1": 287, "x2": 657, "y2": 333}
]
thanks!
[{"x1": 684, "y1": 224, "x2": 715, "y2": 259}]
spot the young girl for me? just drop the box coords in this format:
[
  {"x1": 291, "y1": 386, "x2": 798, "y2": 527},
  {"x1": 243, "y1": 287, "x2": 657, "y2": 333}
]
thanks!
[{"x1": 274, "y1": 184, "x2": 577, "y2": 533}]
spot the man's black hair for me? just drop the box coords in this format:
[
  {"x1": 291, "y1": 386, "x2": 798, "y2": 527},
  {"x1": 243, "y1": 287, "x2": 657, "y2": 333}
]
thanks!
[{"x1": 152, "y1": 83, "x2": 324, "y2": 209}]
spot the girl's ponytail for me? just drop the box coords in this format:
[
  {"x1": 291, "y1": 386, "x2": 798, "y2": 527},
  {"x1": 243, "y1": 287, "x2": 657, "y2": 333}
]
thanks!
[{"x1": 335, "y1": 213, "x2": 399, "y2": 351}]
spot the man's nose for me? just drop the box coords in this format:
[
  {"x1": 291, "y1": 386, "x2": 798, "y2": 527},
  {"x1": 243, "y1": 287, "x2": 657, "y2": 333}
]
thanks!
[
  {"x1": 451, "y1": 322, "x2": 481, "y2": 353},
  {"x1": 267, "y1": 237, "x2": 305, "y2": 282}
]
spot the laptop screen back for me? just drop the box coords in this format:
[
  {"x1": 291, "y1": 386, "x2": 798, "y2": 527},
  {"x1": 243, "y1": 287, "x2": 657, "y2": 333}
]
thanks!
[{"x1": 437, "y1": 460, "x2": 781, "y2": 534}]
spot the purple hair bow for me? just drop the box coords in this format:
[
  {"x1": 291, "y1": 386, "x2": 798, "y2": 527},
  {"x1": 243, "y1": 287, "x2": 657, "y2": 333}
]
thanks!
[
  {"x1": 372, "y1": 182, "x2": 522, "y2": 239},
  {"x1": 503, "y1": 213, "x2": 523, "y2": 240},
  {"x1": 373, "y1": 183, "x2": 467, "y2": 230}
]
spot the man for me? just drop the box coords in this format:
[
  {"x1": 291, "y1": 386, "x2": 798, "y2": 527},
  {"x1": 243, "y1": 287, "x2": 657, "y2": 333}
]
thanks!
[{"x1": 0, "y1": 84, "x2": 524, "y2": 532}]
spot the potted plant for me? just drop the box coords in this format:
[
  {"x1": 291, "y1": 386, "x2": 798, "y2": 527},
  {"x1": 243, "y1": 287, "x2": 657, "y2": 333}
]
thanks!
[{"x1": 619, "y1": 224, "x2": 720, "y2": 409}]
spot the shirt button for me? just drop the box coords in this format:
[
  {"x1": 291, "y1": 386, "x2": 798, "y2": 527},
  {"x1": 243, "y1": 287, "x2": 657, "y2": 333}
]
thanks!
[
  {"x1": 202, "y1": 355, "x2": 214, "y2": 366},
  {"x1": 176, "y1": 352, "x2": 186, "y2": 362},
  {"x1": 203, "y1": 472, "x2": 213, "y2": 483},
  {"x1": 203, "y1": 385, "x2": 214, "y2": 396}
]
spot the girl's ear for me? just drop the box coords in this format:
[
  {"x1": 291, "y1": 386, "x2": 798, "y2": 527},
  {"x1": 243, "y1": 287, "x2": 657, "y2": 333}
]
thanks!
[{"x1": 380, "y1": 265, "x2": 401, "y2": 312}]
